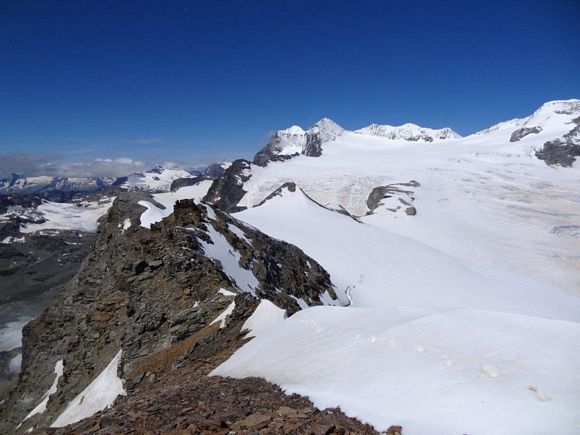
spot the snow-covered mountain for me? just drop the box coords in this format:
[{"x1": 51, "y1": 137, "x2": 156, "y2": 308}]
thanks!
[
  {"x1": 354, "y1": 122, "x2": 461, "y2": 141},
  {"x1": 120, "y1": 165, "x2": 195, "y2": 192},
  {"x1": 3, "y1": 99, "x2": 580, "y2": 435},
  {"x1": 253, "y1": 118, "x2": 344, "y2": 165},
  {"x1": 0, "y1": 175, "x2": 118, "y2": 195},
  {"x1": 0, "y1": 165, "x2": 201, "y2": 197},
  {"x1": 475, "y1": 99, "x2": 580, "y2": 138}
]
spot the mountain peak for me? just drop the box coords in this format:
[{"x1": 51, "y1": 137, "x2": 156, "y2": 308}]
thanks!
[
  {"x1": 253, "y1": 119, "x2": 344, "y2": 166},
  {"x1": 279, "y1": 125, "x2": 306, "y2": 136},
  {"x1": 354, "y1": 123, "x2": 461, "y2": 142},
  {"x1": 474, "y1": 98, "x2": 580, "y2": 137}
]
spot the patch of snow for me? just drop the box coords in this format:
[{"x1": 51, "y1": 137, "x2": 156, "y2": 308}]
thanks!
[
  {"x1": 218, "y1": 288, "x2": 237, "y2": 297},
  {"x1": 291, "y1": 295, "x2": 309, "y2": 310},
  {"x1": 138, "y1": 180, "x2": 213, "y2": 228},
  {"x1": 51, "y1": 350, "x2": 126, "y2": 428},
  {"x1": 242, "y1": 300, "x2": 287, "y2": 338},
  {"x1": 1, "y1": 236, "x2": 25, "y2": 244},
  {"x1": 204, "y1": 204, "x2": 218, "y2": 221},
  {"x1": 210, "y1": 301, "x2": 236, "y2": 329},
  {"x1": 319, "y1": 290, "x2": 338, "y2": 306},
  {"x1": 7, "y1": 353, "x2": 22, "y2": 375},
  {"x1": 197, "y1": 224, "x2": 259, "y2": 294},
  {"x1": 138, "y1": 200, "x2": 167, "y2": 229},
  {"x1": 227, "y1": 223, "x2": 251, "y2": 244},
  {"x1": 20, "y1": 198, "x2": 115, "y2": 233},
  {"x1": 22, "y1": 360, "x2": 64, "y2": 422},
  {"x1": 121, "y1": 218, "x2": 131, "y2": 233},
  {"x1": 0, "y1": 318, "x2": 30, "y2": 352}
]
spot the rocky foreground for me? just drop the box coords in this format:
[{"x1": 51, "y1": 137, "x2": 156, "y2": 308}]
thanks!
[{"x1": 0, "y1": 192, "x2": 395, "y2": 434}]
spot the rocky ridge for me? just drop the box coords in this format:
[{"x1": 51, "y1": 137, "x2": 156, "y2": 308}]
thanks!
[{"x1": 0, "y1": 190, "x2": 365, "y2": 433}]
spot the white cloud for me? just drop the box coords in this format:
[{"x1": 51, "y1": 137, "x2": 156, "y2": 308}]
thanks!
[{"x1": 0, "y1": 154, "x2": 146, "y2": 179}]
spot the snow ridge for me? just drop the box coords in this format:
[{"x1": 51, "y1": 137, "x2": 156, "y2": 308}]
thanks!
[{"x1": 354, "y1": 123, "x2": 461, "y2": 142}]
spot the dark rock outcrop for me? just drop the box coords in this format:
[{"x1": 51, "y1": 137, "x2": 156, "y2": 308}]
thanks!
[
  {"x1": 535, "y1": 117, "x2": 580, "y2": 167},
  {"x1": 536, "y1": 140, "x2": 580, "y2": 167},
  {"x1": 510, "y1": 126, "x2": 542, "y2": 142},
  {"x1": 253, "y1": 149, "x2": 298, "y2": 167},
  {"x1": 170, "y1": 163, "x2": 227, "y2": 192},
  {"x1": 170, "y1": 175, "x2": 205, "y2": 192},
  {"x1": 366, "y1": 180, "x2": 420, "y2": 216},
  {"x1": 203, "y1": 159, "x2": 252, "y2": 213}
]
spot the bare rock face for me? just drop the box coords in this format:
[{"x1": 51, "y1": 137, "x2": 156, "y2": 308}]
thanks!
[
  {"x1": 1, "y1": 191, "x2": 341, "y2": 433},
  {"x1": 535, "y1": 118, "x2": 580, "y2": 167},
  {"x1": 509, "y1": 126, "x2": 542, "y2": 142},
  {"x1": 366, "y1": 180, "x2": 420, "y2": 216},
  {"x1": 170, "y1": 163, "x2": 226, "y2": 192},
  {"x1": 203, "y1": 159, "x2": 252, "y2": 213}
]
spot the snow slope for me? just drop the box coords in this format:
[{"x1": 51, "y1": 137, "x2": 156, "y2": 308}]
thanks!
[
  {"x1": 196, "y1": 223, "x2": 260, "y2": 294},
  {"x1": 215, "y1": 306, "x2": 580, "y2": 435},
  {"x1": 51, "y1": 350, "x2": 125, "y2": 427},
  {"x1": 241, "y1": 299, "x2": 286, "y2": 338},
  {"x1": 211, "y1": 100, "x2": 580, "y2": 434},
  {"x1": 237, "y1": 100, "x2": 580, "y2": 294},
  {"x1": 213, "y1": 185, "x2": 580, "y2": 435},
  {"x1": 21, "y1": 360, "x2": 64, "y2": 423},
  {"x1": 139, "y1": 180, "x2": 213, "y2": 228},
  {"x1": 123, "y1": 165, "x2": 194, "y2": 192},
  {"x1": 235, "y1": 186, "x2": 580, "y2": 320},
  {"x1": 19, "y1": 198, "x2": 115, "y2": 233}
]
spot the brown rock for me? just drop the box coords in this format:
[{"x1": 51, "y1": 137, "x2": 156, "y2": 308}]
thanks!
[{"x1": 236, "y1": 412, "x2": 272, "y2": 430}]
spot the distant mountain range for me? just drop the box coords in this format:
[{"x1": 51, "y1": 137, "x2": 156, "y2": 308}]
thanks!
[{"x1": 0, "y1": 163, "x2": 231, "y2": 197}]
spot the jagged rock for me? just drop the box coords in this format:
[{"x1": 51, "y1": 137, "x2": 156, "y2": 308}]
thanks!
[
  {"x1": 169, "y1": 175, "x2": 204, "y2": 191},
  {"x1": 203, "y1": 159, "x2": 251, "y2": 213},
  {"x1": 510, "y1": 126, "x2": 542, "y2": 142},
  {"x1": 536, "y1": 140, "x2": 580, "y2": 167},
  {"x1": 535, "y1": 117, "x2": 580, "y2": 167},
  {"x1": 170, "y1": 164, "x2": 227, "y2": 192}
]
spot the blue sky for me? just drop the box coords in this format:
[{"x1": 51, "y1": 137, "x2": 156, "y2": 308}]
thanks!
[{"x1": 0, "y1": 0, "x2": 578, "y2": 175}]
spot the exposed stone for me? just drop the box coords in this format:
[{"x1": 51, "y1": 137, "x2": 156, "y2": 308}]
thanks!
[
  {"x1": 203, "y1": 159, "x2": 252, "y2": 213},
  {"x1": 535, "y1": 117, "x2": 580, "y2": 167},
  {"x1": 367, "y1": 180, "x2": 420, "y2": 216},
  {"x1": 509, "y1": 126, "x2": 542, "y2": 142}
]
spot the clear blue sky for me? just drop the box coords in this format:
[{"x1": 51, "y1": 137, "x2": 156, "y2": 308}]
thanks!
[{"x1": 0, "y1": 0, "x2": 578, "y2": 173}]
